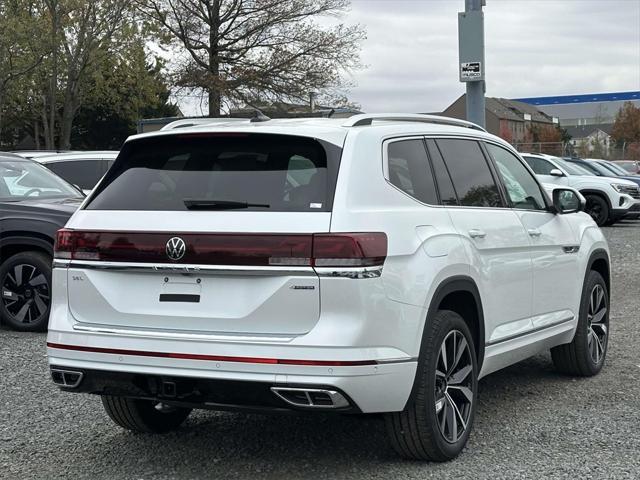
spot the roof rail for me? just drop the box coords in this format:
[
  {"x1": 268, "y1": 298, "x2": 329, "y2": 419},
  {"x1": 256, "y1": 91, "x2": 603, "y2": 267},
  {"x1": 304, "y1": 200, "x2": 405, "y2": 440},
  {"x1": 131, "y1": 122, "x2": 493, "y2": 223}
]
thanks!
[
  {"x1": 160, "y1": 118, "x2": 249, "y2": 130},
  {"x1": 342, "y1": 113, "x2": 486, "y2": 132}
]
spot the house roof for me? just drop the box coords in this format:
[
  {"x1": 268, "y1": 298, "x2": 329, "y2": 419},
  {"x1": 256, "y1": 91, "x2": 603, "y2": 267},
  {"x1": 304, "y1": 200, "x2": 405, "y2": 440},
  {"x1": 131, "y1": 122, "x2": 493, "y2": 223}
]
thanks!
[
  {"x1": 488, "y1": 98, "x2": 554, "y2": 123},
  {"x1": 565, "y1": 123, "x2": 613, "y2": 139},
  {"x1": 444, "y1": 94, "x2": 554, "y2": 123}
]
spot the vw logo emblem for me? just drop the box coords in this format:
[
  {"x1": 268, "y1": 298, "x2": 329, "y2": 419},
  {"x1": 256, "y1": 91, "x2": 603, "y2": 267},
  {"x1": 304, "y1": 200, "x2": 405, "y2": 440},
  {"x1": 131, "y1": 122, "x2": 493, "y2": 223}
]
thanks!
[{"x1": 166, "y1": 237, "x2": 186, "y2": 261}]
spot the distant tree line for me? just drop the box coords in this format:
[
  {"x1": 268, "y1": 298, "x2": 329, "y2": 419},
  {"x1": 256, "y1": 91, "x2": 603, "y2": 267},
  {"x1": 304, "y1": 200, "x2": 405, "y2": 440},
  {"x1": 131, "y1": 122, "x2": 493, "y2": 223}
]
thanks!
[{"x1": 0, "y1": 0, "x2": 364, "y2": 150}]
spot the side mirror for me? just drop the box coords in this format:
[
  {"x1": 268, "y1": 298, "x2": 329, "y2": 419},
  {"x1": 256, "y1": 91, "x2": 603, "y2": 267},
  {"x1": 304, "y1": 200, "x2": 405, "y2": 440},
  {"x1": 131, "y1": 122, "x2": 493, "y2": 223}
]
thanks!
[
  {"x1": 553, "y1": 188, "x2": 585, "y2": 214},
  {"x1": 549, "y1": 169, "x2": 564, "y2": 177}
]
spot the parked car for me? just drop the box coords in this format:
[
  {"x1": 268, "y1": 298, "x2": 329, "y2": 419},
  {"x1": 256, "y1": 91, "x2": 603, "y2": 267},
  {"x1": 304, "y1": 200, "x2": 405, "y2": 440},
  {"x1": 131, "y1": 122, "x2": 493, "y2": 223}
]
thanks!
[
  {"x1": 563, "y1": 157, "x2": 640, "y2": 187},
  {"x1": 522, "y1": 153, "x2": 640, "y2": 226},
  {"x1": 12, "y1": 150, "x2": 77, "y2": 159},
  {"x1": 48, "y1": 114, "x2": 610, "y2": 461},
  {"x1": 613, "y1": 160, "x2": 640, "y2": 174},
  {"x1": 0, "y1": 153, "x2": 84, "y2": 331},
  {"x1": 35, "y1": 151, "x2": 118, "y2": 194},
  {"x1": 586, "y1": 159, "x2": 640, "y2": 186}
]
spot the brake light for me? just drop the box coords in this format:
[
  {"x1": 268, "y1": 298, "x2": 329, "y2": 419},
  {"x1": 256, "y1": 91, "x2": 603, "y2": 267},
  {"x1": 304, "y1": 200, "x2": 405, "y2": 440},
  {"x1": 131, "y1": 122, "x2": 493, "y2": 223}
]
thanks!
[
  {"x1": 54, "y1": 230, "x2": 387, "y2": 268},
  {"x1": 312, "y1": 233, "x2": 387, "y2": 267}
]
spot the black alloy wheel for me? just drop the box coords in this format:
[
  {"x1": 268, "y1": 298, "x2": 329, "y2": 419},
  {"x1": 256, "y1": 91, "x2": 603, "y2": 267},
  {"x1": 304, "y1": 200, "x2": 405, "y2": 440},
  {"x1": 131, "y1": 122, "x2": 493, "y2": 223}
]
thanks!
[{"x1": 0, "y1": 252, "x2": 52, "y2": 332}]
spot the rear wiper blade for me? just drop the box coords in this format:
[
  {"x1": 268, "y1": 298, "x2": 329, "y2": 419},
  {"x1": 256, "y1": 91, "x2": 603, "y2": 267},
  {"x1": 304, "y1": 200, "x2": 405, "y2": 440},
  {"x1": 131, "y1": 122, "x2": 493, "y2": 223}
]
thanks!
[{"x1": 183, "y1": 199, "x2": 270, "y2": 210}]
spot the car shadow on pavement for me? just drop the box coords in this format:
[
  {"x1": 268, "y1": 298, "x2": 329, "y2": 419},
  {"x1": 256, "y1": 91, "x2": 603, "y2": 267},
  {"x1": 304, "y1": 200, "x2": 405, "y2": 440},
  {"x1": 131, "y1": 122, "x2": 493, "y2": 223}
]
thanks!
[{"x1": 73, "y1": 353, "x2": 589, "y2": 478}]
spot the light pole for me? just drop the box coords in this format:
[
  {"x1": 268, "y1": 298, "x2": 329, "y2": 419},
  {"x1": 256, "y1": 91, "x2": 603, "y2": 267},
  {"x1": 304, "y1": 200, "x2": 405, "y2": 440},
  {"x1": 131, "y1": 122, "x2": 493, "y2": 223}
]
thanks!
[{"x1": 458, "y1": 0, "x2": 486, "y2": 128}]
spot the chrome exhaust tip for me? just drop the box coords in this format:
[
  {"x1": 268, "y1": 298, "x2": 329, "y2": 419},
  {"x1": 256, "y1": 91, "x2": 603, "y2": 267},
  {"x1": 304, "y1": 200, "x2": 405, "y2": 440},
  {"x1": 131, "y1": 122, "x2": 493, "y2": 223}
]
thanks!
[
  {"x1": 51, "y1": 368, "x2": 84, "y2": 388},
  {"x1": 270, "y1": 387, "x2": 350, "y2": 409}
]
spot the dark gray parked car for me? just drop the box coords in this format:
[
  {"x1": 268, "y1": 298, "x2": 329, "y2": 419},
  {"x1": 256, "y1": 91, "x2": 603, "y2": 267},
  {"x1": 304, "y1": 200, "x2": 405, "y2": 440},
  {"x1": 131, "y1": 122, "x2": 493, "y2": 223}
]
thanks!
[{"x1": 0, "y1": 154, "x2": 83, "y2": 331}]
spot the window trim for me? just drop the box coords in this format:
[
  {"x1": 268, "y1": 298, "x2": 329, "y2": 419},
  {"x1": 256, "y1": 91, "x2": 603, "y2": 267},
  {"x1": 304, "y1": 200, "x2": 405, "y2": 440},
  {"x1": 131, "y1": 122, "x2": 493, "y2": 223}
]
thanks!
[{"x1": 482, "y1": 141, "x2": 552, "y2": 212}]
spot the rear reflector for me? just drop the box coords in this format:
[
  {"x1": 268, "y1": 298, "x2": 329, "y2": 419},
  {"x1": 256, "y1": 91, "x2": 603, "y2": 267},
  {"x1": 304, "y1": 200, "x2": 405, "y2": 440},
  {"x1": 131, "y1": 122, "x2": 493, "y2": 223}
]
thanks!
[
  {"x1": 46, "y1": 342, "x2": 378, "y2": 366},
  {"x1": 55, "y1": 230, "x2": 387, "y2": 268}
]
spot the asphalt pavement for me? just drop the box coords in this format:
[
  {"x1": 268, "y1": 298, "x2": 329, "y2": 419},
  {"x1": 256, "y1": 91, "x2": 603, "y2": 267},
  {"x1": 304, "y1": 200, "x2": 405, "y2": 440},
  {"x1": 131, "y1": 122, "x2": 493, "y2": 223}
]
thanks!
[{"x1": 1, "y1": 222, "x2": 640, "y2": 479}]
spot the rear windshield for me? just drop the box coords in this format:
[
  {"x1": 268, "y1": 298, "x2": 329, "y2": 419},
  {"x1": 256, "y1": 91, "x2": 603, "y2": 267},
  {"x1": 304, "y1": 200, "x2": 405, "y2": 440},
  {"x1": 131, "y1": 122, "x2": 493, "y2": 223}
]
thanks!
[{"x1": 87, "y1": 133, "x2": 341, "y2": 212}]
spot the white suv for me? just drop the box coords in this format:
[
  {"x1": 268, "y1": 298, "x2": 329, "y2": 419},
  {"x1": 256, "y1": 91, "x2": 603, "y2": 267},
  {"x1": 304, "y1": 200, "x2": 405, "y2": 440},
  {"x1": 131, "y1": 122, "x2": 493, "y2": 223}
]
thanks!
[
  {"x1": 522, "y1": 153, "x2": 640, "y2": 226},
  {"x1": 47, "y1": 114, "x2": 610, "y2": 461}
]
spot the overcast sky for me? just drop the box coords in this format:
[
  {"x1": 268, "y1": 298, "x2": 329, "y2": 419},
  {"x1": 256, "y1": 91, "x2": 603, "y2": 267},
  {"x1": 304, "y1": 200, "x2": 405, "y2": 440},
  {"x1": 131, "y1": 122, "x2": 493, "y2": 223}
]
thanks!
[
  {"x1": 178, "y1": 0, "x2": 640, "y2": 115},
  {"x1": 346, "y1": 0, "x2": 640, "y2": 112}
]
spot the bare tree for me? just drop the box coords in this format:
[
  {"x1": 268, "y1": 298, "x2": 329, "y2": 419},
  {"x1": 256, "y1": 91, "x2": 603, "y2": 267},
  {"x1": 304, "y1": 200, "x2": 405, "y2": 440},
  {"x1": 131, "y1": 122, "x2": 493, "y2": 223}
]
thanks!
[{"x1": 136, "y1": 0, "x2": 365, "y2": 116}]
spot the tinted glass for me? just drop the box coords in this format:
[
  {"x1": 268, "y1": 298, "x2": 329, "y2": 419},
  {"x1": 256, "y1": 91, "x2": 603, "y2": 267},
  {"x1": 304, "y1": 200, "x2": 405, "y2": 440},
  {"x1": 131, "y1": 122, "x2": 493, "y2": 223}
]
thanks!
[
  {"x1": 47, "y1": 160, "x2": 104, "y2": 189},
  {"x1": 555, "y1": 158, "x2": 592, "y2": 175},
  {"x1": 436, "y1": 139, "x2": 502, "y2": 207},
  {"x1": 487, "y1": 144, "x2": 546, "y2": 211},
  {"x1": 523, "y1": 156, "x2": 556, "y2": 175},
  {"x1": 0, "y1": 160, "x2": 82, "y2": 200},
  {"x1": 387, "y1": 139, "x2": 438, "y2": 204},
  {"x1": 569, "y1": 160, "x2": 603, "y2": 176},
  {"x1": 597, "y1": 161, "x2": 625, "y2": 176},
  {"x1": 425, "y1": 139, "x2": 458, "y2": 205},
  {"x1": 88, "y1": 133, "x2": 339, "y2": 212},
  {"x1": 617, "y1": 161, "x2": 638, "y2": 173}
]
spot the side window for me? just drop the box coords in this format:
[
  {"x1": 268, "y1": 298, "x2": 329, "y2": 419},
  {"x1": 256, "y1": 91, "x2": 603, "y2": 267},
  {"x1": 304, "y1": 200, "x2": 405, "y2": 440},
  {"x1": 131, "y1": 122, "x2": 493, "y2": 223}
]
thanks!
[
  {"x1": 47, "y1": 160, "x2": 103, "y2": 190},
  {"x1": 387, "y1": 139, "x2": 438, "y2": 205},
  {"x1": 523, "y1": 156, "x2": 555, "y2": 175},
  {"x1": 425, "y1": 139, "x2": 458, "y2": 205},
  {"x1": 486, "y1": 144, "x2": 547, "y2": 211},
  {"x1": 436, "y1": 139, "x2": 503, "y2": 208}
]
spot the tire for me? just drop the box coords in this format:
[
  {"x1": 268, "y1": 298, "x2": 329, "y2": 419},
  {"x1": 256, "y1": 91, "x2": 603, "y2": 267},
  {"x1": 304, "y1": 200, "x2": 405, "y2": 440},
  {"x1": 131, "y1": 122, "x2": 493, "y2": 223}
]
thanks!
[
  {"x1": 101, "y1": 395, "x2": 192, "y2": 433},
  {"x1": 385, "y1": 310, "x2": 478, "y2": 461},
  {"x1": 584, "y1": 194, "x2": 610, "y2": 227},
  {"x1": 0, "y1": 251, "x2": 52, "y2": 332},
  {"x1": 551, "y1": 270, "x2": 609, "y2": 376}
]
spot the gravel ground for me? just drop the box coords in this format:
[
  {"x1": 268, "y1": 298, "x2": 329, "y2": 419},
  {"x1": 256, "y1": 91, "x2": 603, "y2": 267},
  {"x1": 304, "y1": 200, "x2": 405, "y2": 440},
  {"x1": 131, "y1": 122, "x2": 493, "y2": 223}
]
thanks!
[{"x1": 1, "y1": 222, "x2": 640, "y2": 480}]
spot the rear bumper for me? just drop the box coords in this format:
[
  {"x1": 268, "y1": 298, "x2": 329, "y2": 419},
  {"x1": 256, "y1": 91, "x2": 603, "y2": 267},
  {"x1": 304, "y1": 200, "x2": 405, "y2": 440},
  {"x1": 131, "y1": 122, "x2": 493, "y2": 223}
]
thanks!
[
  {"x1": 46, "y1": 339, "x2": 417, "y2": 414},
  {"x1": 50, "y1": 366, "x2": 363, "y2": 413}
]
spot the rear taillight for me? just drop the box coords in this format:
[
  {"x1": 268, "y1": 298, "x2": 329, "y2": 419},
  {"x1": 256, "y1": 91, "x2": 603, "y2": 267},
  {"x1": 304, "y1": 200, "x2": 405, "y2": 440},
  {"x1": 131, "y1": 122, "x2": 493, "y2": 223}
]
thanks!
[
  {"x1": 312, "y1": 233, "x2": 387, "y2": 267},
  {"x1": 54, "y1": 229, "x2": 387, "y2": 268}
]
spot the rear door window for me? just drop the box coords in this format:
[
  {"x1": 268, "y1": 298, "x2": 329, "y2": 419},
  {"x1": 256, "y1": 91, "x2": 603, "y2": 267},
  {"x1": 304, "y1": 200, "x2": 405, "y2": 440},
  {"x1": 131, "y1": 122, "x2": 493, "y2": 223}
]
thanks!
[
  {"x1": 523, "y1": 156, "x2": 556, "y2": 175},
  {"x1": 436, "y1": 139, "x2": 503, "y2": 208},
  {"x1": 387, "y1": 139, "x2": 438, "y2": 204},
  {"x1": 87, "y1": 133, "x2": 340, "y2": 212},
  {"x1": 47, "y1": 160, "x2": 103, "y2": 190}
]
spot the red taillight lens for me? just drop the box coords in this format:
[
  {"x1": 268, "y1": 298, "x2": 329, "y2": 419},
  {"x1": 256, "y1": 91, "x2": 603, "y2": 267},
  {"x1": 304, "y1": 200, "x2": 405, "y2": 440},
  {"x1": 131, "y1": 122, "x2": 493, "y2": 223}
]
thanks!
[
  {"x1": 312, "y1": 233, "x2": 387, "y2": 267},
  {"x1": 54, "y1": 230, "x2": 387, "y2": 268}
]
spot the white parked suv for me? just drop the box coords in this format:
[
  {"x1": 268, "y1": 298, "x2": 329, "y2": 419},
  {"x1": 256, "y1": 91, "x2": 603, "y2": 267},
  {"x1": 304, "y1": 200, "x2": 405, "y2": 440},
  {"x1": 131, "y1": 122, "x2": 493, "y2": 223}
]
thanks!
[
  {"x1": 521, "y1": 153, "x2": 640, "y2": 226},
  {"x1": 47, "y1": 114, "x2": 610, "y2": 461}
]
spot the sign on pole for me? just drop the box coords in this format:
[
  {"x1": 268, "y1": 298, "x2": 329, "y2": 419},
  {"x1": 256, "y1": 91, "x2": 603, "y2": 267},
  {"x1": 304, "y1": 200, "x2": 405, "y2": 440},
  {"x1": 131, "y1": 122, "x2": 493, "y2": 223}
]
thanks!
[{"x1": 458, "y1": 10, "x2": 485, "y2": 83}]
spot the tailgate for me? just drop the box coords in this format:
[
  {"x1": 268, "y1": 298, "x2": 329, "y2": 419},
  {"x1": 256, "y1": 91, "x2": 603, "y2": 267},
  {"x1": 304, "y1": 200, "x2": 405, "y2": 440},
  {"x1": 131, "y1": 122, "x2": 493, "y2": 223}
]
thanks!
[{"x1": 63, "y1": 212, "x2": 329, "y2": 336}]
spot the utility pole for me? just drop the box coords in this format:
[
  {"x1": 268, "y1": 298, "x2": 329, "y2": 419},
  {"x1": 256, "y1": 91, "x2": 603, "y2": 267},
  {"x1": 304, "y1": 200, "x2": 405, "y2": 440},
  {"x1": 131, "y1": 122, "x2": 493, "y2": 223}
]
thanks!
[{"x1": 458, "y1": 0, "x2": 486, "y2": 128}]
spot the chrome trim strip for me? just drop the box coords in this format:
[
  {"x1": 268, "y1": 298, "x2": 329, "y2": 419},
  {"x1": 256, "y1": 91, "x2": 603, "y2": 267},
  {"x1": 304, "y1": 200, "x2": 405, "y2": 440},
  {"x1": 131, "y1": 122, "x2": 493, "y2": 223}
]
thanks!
[
  {"x1": 375, "y1": 356, "x2": 418, "y2": 364},
  {"x1": 314, "y1": 266, "x2": 383, "y2": 279},
  {"x1": 55, "y1": 259, "x2": 315, "y2": 277},
  {"x1": 485, "y1": 316, "x2": 574, "y2": 347},
  {"x1": 72, "y1": 323, "x2": 296, "y2": 343}
]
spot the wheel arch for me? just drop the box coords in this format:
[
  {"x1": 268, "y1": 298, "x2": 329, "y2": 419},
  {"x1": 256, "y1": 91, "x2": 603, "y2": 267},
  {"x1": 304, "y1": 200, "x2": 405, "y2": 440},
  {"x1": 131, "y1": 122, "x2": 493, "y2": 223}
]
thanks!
[
  {"x1": 580, "y1": 189, "x2": 612, "y2": 210},
  {"x1": 404, "y1": 275, "x2": 485, "y2": 409},
  {"x1": 0, "y1": 233, "x2": 54, "y2": 263},
  {"x1": 586, "y1": 249, "x2": 610, "y2": 297}
]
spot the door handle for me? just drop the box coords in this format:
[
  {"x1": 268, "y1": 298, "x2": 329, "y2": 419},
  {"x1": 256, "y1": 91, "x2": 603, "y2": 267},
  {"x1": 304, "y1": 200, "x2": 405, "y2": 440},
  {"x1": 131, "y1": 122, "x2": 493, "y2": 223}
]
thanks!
[
  {"x1": 468, "y1": 229, "x2": 486, "y2": 239},
  {"x1": 527, "y1": 228, "x2": 542, "y2": 237}
]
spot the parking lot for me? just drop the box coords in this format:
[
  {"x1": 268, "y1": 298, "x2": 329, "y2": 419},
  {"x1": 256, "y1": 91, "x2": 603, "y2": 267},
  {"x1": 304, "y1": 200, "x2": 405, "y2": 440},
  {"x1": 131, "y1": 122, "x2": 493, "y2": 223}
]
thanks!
[{"x1": 0, "y1": 223, "x2": 638, "y2": 480}]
